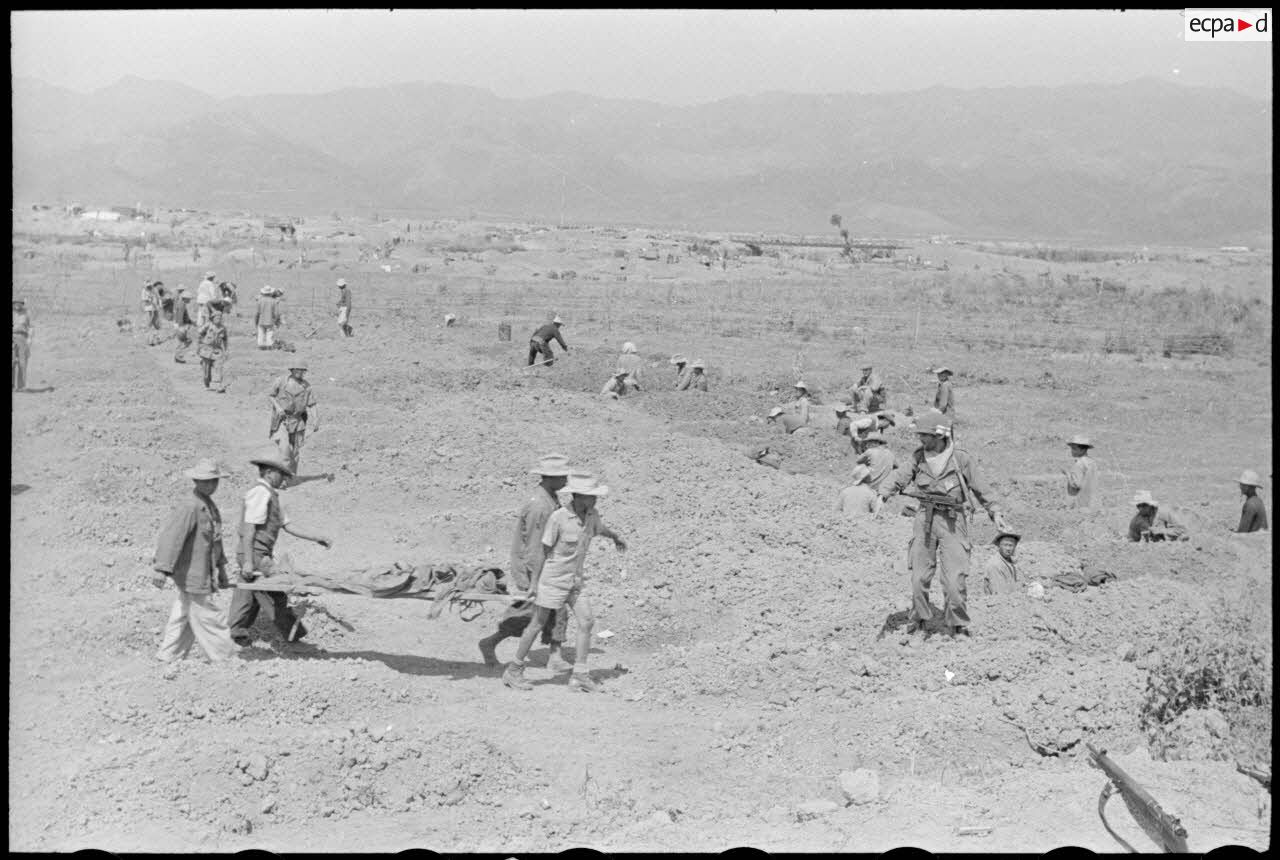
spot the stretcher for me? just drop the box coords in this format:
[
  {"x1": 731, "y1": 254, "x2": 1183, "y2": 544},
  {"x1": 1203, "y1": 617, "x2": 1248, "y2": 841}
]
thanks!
[{"x1": 233, "y1": 563, "x2": 528, "y2": 622}]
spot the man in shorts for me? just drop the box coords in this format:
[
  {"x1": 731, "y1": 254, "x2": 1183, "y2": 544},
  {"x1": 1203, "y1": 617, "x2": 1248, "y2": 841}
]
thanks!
[{"x1": 502, "y1": 473, "x2": 626, "y2": 693}]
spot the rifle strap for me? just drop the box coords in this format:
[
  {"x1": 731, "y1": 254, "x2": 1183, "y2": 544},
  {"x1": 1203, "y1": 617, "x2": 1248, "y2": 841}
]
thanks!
[{"x1": 1097, "y1": 782, "x2": 1139, "y2": 854}]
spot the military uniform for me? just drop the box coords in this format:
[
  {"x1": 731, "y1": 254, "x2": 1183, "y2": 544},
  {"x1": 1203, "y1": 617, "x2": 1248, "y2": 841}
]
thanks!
[
  {"x1": 268, "y1": 374, "x2": 315, "y2": 473},
  {"x1": 884, "y1": 437, "x2": 1003, "y2": 631},
  {"x1": 196, "y1": 318, "x2": 228, "y2": 391}
]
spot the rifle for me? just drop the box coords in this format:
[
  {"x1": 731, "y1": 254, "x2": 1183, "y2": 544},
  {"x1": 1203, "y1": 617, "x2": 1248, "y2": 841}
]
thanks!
[
  {"x1": 1086, "y1": 743, "x2": 1189, "y2": 853},
  {"x1": 902, "y1": 491, "x2": 965, "y2": 537}
]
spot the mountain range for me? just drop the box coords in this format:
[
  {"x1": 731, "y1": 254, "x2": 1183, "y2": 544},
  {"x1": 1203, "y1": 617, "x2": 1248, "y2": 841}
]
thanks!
[{"x1": 12, "y1": 75, "x2": 1272, "y2": 244}]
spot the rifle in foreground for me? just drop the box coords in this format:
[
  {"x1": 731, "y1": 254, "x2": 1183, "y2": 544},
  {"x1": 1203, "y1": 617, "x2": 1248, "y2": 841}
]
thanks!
[{"x1": 1086, "y1": 743, "x2": 1189, "y2": 853}]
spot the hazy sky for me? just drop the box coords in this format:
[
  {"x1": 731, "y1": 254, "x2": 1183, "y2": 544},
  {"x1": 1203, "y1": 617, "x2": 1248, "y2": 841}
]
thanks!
[{"x1": 11, "y1": 9, "x2": 1273, "y2": 102}]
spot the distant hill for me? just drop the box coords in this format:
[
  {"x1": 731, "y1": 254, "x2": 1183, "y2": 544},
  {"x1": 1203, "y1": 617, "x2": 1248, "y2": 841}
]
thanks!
[{"x1": 12, "y1": 76, "x2": 1271, "y2": 244}]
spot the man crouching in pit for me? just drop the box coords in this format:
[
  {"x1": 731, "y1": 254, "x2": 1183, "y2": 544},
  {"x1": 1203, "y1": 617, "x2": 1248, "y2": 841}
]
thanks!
[{"x1": 502, "y1": 473, "x2": 626, "y2": 693}]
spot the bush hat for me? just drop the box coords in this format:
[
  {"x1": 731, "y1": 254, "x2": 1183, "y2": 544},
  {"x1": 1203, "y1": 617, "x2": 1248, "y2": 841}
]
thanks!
[
  {"x1": 1132, "y1": 490, "x2": 1157, "y2": 507},
  {"x1": 1237, "y1": 470, "x2": 1263, "y2": 487},
  {"x1": 690, "y1": 359, "x2": 705, "y2": 370},
  {"x1": 566, "y1": 473, "x2": 608, "y2": 496},
  {"x1": 530, "y1": 453, "x2": 572, "y2": 476},
  {"x1": 992, "y1": 531, "x2": 1021, "y2": 545},
  {"x1": 768, "y1": 406, "x2": 784, "y2": 418},
  {"x1": 185, "y1": 458, "x2": 232, "y2": 480},
  {"x1": 931, "y1": 366, "x2": 952, "y2": 375},
  {"x1": 1067, "y1": 435, "x2": 1094, "y2": 448},
  {"x1": 288, "y1": 359, "x2": 309, "y2": 370},
  {"x1": 614, "y1": 368, "x2": 629, "y2": 378},
  {"x1": 669, "y1": 354, "x2": 687, "y2": 365},
  {"x1": 793, "y1": 380, "x2": 809, "y2": 390},
  {"x1": 336, "y1": 278, "x2": 347, "y2": 287},
  {"x1": 249, "y1": 450, "x2": 295, "y2": 477},
  {"x1": 621, "y1": 342, "x2": 637, "y2": 354},
  {"x1": 205, "y1": 270, "x2": 217, "y2": 279},
  {"x1": 850, "y1": 465, "x2": 872, "y2": 485},
  {"x1": 861, "y1": 363, "x2": 874, "y2": 370},
  {"x1": 552, "y1": 315, "x2": 564, "y2": 325},
  {"x1": 260, "y1": 285, "x2": 274, "y2": 295}
]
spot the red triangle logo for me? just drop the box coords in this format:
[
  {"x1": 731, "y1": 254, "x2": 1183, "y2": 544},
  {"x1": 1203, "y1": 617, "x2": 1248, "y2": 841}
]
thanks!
[{"x1": 1239, "y1": 18, "x2": 1252, "y2": 30}]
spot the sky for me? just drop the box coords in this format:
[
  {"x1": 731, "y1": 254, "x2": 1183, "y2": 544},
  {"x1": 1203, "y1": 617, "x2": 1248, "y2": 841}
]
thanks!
[{"x1": 10, "y1": 9, "x2": 1273, "y2": 103}]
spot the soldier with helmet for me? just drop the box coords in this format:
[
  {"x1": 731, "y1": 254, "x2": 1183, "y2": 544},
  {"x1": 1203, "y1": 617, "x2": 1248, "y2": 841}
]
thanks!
[
  {"x1": 880, "y1": 408, "x2": 1010, "y2": 640},
  {"x1": 267, "y1": 359, "x2": 319, "y2": 475}
]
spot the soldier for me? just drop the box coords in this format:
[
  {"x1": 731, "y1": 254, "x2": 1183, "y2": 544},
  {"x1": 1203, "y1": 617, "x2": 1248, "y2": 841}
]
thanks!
[
  {"x1": 336, "y1": 278, "x2": 353, "y2": 337},
  {"x1": 196, "y1": 308, "x2": 229, "y2": 393},
  {"x1": 617, "y1": 341, "x2": 643, "y2": 388},
  {"x1": 267, "y1": 360, "x2": 319, "y2": 476},
  {"x1": 1127, "y1": 491, "x2": 1188, "y2": 542},
  {"x1": 228, "y1": 450, "x2": 333, "y2": 648},
  {"x1": 12, "y1": 298, "x2": 33, "y2": 393},
  {"x1": 151, "y1": 458, "x2": 239, "y2": 662},
  {"x1": 856, "y1": 430, "x2": 897, "y2": 493},
  {"x1": 980, "y1": 531, "x2": 1021, "y2": 595},
  {"x1": 852, "y1": 364, "x2": 887, "y2": 413},
  {"x1": 1063, "y1": 434, "x2": 1098, "y2": 508},
  {"x1": 172, "y1": 287, "x2": 196, "y2": 363},
  {"x1": 502, "y1": 473, "x2": 626, "y2": 693},
  {"x1": 527, "y1": 315, "x2": 569, "y2": 366},
  {"x1": 601, "y1": 368, "x2": 637, "y2": 398},
  {"x1": 477, "y1": 454, "x2": 572, "y2": 669},
  {"x1": 679, "y1": 359, "x2": 709, "y2": 391},
  {"x1": 880, "y1": 408, "x2": 1010, "y2": 640},
  {"x1": 836, "y1": 465, "x2": 880, "y2": 517},
  {"x1": 932, "y1": 366, "x2": 955, "y2": 416},
  {"x1": 1234, "y1": 470, "x2": 1268, "y2": 533},
  {"x1": 255, "y1": 285, "x2": 282, "y2": 350},
  {"x1": 670, "y1": 354, "x2": 691, "y2": 388}
]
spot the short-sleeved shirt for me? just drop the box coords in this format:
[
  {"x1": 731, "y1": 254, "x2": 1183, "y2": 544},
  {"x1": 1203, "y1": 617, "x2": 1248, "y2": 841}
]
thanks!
[
  {"x1": 539, "y1": 507, "x2": 602, "y2": 591},
  {"x1": 242, "y1": 479, "x2": 289, "y2": 567},
  {"x1": 1238, "y1": 495, "x2": 1268, "y2": 533},
  {"x1": 837, "y1": 484, "x2": 879, "y2": 517},
  {"x1": 269, "y1": 375, "x2": 316, "y2": 421}
]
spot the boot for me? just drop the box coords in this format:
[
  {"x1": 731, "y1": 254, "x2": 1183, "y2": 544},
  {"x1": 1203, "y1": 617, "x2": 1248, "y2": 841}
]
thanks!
[
  {"x1": 478, "y1": 633, "x2": 504, "y2": 667},
  {"x1": 568, "y1": 671, "x2": 601, "y2": 693},
  {"x1": 545, "y1": 646, "x2": 573, "y2": 673},
  {"x1": 950, "y1": 625, "x2": 972, "y2": 640},
  {"x1": 502, "y1": 661, "x2": 532, "y2": 690}
]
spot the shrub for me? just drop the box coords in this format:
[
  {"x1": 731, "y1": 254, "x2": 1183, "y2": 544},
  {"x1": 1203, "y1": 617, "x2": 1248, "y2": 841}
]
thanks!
[{"x1": 1139, "y1": 596, "x2": 1272, "y2": 764}]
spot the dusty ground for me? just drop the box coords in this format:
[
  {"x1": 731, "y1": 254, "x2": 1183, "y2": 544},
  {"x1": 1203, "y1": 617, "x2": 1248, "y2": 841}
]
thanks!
[{"x1": 9, "y1": 211, "x2": 1273, "y2": 852}]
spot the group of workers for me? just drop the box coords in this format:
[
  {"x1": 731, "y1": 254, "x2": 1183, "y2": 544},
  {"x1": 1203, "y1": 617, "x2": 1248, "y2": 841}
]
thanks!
[{"x1": 601, "y1": 344, "x2": 709, "y2": 397}]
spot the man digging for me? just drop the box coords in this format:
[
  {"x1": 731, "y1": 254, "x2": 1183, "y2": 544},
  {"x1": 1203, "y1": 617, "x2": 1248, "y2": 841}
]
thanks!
[
  {"x1": 527, "y1": 315, "x2": 569, "y2": 367},
  {"x1": 477, "y1": 454, "x2": 572, "y2": 670}
]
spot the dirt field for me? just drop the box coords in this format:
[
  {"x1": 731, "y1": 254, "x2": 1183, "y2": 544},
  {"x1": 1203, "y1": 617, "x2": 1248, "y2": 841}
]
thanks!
[{"x1": 9, "y1": 210, "x2": 1273, "y2": 852}]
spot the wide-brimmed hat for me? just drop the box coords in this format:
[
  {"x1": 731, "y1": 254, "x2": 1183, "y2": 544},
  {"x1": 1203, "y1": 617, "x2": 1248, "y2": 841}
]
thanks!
[
  {"x1": 176, "y1": 287, "x2": 190, "y2": 296},
  {"x1": 565, "y1": 472, "x2": 608, "y2": 496},
  {"x1": 614, "y1": 368, "x2": 629, "y2": 377},
  {"x1": 912, "y1": 408, "x2": 952, "y2": 436},
  {"x1": 793, "y1": 380, "x2": 809, "y2": 390},
  {"x1": 1237, "y1": 470, "x2": 1263, "y2": 487},
  {"x1": 336, "y1": 278, "x2": 348, "y2": 287},
  {"x1": 690, "y1": 359, "x2": 705, "y2": 370},
  {"x1": 529, "y1": 453, "x2": 572, "y2": 476},
  {"x1": 184, "y1": 458, "x2": 232, "y2": 480},
  {"x1": 249, "y1": 450, "x2": 295, "y2": 477},
  {"x1": 768, "y1": 406, "x2": 784, "y2": 418},
  {"x1": 992, "y1": 531, "x2": 1021, "y2": 545},
  {"x1": 205, "y1": 270, "x2": 217, "y2": 279},
  {"x1": 850, "y1": 465, "x2": 872, "y2": 485},
  {"x1": 1067, "y1": 435, "x2": 1094, "y2": 448},
  {"x1": 621, "y1": 342, "x2": 637, "y2": 354},
  {"x1": 260, "y1": 285, "x2": 274, "y2": 295},
  {"x1": 932, "y1": 366, "x2": 952, "y2": 375},
  {"x1": 271, "y1": 287, "x2": 284, "y2": 296},
  {"x1": 669, "y1": 354, "x2": 687, "y2": 365},
  {"x1": 853, "y1": 416, "x2": 877, "y2": 432},
  {"x1": 287, "y1": 358, "x2": 309, "y2": 370},
  {"x1": 552, "y1": 314, "x2": 564, "y2": 325},
  {"x1": 861, "y1": 363, "x2": 874, "y2": 370},
  {"x1": 1132, "y1": 490, "x2": 1157, "y2": 507},
  {"x1": 834, "y1": 402, "x2": 852, "y2": 414}
]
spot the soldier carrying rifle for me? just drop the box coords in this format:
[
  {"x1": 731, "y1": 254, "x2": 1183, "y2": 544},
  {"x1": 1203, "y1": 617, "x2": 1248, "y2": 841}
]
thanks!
[{"x1": 879, "y1": 408, "x2": 1010, "y2": 640}]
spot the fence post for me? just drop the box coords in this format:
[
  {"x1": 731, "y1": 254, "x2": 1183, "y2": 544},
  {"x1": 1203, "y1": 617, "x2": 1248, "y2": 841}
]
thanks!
[{"x1": 912, "y1": 297, "x2": 922, "y2": 350}]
